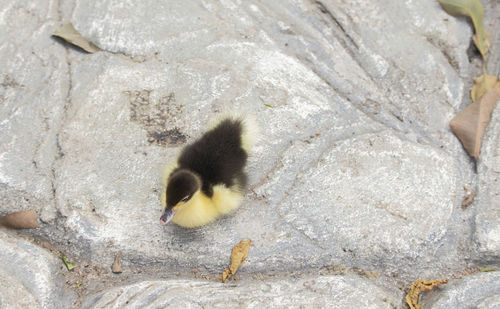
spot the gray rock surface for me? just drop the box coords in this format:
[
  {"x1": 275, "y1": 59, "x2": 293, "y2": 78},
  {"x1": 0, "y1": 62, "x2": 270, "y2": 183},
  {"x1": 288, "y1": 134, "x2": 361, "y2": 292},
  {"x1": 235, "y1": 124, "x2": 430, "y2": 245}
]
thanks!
[
  {"x1": 0, "y1": 1, "x2": 67, "y2": 222},
  {"x1": 421, "y1": 271, "x2": 500, "y2": 309},
  {"x1": 1, "y1": 0, "x2": 499, "y2": 307},
  {"x1": 0, "y1": 230, "x2": 75, "y2": 308},
  {"x1": 49, "y1": 0, "x2": 475, "y2": 278},
  {"x1": 475, "y1": 78, "x2": 500, "y2": 264},
  {"x1": 81, "y1": 276, "x2": 401, "y2": 309},
  {"x1": 474, "y1": 0, "x2": 500, "y2": 266}
]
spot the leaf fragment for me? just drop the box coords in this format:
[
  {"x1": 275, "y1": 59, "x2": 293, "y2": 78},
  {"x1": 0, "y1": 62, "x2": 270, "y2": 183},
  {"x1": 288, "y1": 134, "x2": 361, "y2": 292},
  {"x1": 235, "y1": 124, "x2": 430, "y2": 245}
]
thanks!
[
  {"x1": 479, "y1": 267, "x2": 497, "y2": 272},
  {"x1": 405, "y1": 278, "x2": 448, "y2": 309},
  {"x1": 112, "y1": 252, "x2": 123, "y2": 274},
  {"x1": 471, "y1": 74, "x2": 499, "y2": 102},
  {"x1": 0, "y1": 210, "x2": 40, "y2": 229},
  {"x1": 437, "y1": 0, "x2": 490, "y2": 59},
  {"x1": 461, "y1": 189, "x2": 476, "y2": 210},
  {"x1": 264, "y1": 104, "x2": 275, "y2": 108},
  {"x1": 221, "y1": 240, "x2": 251, "y2": 283},
  {"x1": 53, "y1": 23, "x2": 100, "y2": 53},
  {"x1": 61, "y1": 255, "x2": 75, "y2": 271},
  {"x1": 450, "y1": 80, "x2": 500, "y2": 160}
]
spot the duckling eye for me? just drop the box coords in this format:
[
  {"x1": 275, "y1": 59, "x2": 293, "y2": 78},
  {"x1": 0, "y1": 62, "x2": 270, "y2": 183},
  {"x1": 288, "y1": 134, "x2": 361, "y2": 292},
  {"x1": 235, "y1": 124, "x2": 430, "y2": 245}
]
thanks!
[{"x1": 181, "y1": 196, "x2": 190, "y2": 203}]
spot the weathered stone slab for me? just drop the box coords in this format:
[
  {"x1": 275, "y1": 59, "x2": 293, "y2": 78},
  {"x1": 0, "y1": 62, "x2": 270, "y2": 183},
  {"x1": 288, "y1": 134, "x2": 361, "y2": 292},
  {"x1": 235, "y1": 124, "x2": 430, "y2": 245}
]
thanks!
[
  {"x1": 1, "y1": 0, "x2": 498, "y2": 307},
  {"x1": 81, "y1": 276, "x2": 401, "y2": 309},
  {"x1": 44, "y1": 0, "x2": 475, "y2": 282},
  {"x1": 0, "y1": 1, "x2": 68, "y2": 222},
  {"x1": 263, "y1": 130, "x2": 463, "y2": 277},
  {"x1": 0, "y1": 230, "x2": 75, "y2": 308},
  {"x1": 475, "y1": 98, "x2": 500, "y2": 263}
]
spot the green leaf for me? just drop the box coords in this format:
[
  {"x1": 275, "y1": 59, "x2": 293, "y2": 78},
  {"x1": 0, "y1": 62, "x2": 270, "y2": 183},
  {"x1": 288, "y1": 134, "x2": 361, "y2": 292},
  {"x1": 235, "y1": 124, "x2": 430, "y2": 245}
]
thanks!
[
  {"x1": 264, "y1": 104, "x2": 275, "y2": 108},
  {"x1": 60, "y1": 255, "x2": 75, "y2": 271},
  {"x1": 437, "y1": 0, "x2": 490, "y2": 60}
]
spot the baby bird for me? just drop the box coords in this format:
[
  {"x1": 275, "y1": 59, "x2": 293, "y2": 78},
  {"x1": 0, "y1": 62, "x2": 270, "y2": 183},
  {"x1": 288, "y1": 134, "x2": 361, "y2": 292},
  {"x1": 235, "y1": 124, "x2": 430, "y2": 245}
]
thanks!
[{"x1": 160, "y1": 115, "x2": 257, "y2": 228}]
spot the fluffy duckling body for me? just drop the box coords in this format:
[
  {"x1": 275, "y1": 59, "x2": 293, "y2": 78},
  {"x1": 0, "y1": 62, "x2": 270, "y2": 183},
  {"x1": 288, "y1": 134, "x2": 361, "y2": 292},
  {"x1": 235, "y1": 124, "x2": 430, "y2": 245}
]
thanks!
[{"x1": 160, "y1": 116, "x2": 256, "y2": 228}]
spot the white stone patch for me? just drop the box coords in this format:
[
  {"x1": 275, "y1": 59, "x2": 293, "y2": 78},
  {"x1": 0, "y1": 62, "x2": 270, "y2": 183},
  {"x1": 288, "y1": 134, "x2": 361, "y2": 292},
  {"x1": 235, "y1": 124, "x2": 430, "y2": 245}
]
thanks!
[
  {"x1": 81, "y1": 276, "x2": 400, "y2": 308},
  {"x1": 279, "y1": 131, "x2": 457, "y2": 255},
  {"x1": 0, "y1": 152, "x2": 12, "y2": 183}
]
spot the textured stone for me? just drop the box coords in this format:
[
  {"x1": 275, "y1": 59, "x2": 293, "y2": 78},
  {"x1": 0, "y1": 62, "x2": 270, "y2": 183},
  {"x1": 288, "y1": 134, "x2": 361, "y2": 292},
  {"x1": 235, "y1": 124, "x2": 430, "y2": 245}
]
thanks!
[
  {"x1": 0, "y1": 230, "x2": 75, "y2": 308},
  {"x1": 1, "y1": 0, "x2": 499, "y2": 307},
  {"x1": 81, "y1": 276, "x2": 401, "y2": 309},
  {"x1": 421, "y1": 272, "x2": 500, "y2": 309},
  {"x1": 475, "y1": 98, "x2": 500, "y2": 263},
  {"x1": 43, "y1": 0, "x2": 475, "y2": 282},
  {"x1": 473, "y1": 0, "x2": 500, "y2": 267},
  {"x1": 0, "y1": 1, "x2": 67, "y2": 222},
  {"x1": 264, "y1": 130, "x2": 463, "y2": 278}
]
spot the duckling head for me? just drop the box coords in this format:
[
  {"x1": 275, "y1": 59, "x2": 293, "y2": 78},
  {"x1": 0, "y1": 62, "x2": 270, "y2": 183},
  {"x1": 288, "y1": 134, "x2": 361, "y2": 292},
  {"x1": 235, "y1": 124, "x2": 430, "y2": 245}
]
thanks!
[{"x1": 160, "y1": 169, "x2": 201, "y2": 225}]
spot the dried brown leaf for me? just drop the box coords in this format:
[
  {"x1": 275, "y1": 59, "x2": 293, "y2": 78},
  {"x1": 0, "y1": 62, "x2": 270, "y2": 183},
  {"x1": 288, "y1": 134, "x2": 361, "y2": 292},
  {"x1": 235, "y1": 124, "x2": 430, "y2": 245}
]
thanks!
[
  {"x1": 0, "y1": 210, "x2": 39, "y2": 228},
  {"x1": 112, "y1": 252, "x2": 123, "y2": 273},
  {"x1": 450, "y1": 81, "x2": 500, "y2": 160},
  {"x1": 53, "y1": 23, "x2": 100, "y2": 53},
  {"x1": 461, "y1": 189, "x2": 476, "y2": 210},
  {"x1": 405, "y1": 278, "x2": 448, "y2": 309},
  {"x1": 221, "y1": 240, "x2": 251, "y2": 283}
]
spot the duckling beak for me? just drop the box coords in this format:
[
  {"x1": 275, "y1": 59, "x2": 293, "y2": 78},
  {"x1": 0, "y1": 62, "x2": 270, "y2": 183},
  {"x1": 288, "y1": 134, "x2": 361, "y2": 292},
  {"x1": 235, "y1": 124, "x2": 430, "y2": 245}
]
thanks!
[{"x1": 160, "y1": 208, "x2": 177, "y2": 225}]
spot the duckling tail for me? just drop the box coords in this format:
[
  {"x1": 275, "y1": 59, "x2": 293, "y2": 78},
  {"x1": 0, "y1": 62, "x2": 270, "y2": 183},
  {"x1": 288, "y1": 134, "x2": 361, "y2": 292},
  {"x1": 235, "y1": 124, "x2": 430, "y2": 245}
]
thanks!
[
  {"x1": 239, "y1": 115, "x2": 259, "y2": 153},
  {"x1": 209, "y1": 112, "x2": 259, "y2": 153}
]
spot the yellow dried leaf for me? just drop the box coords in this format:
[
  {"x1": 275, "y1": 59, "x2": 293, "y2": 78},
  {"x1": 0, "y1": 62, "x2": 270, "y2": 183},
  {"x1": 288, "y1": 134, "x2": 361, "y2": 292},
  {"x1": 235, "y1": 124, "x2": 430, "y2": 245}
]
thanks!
[
  {"x1": 450, "y1": 81, "x2": 500, "y2": 160},
  {"x1": 405, "y1": 278, "x2": 448, "y2": 309},
  {"x1": 53, "y1": 23, "x2": 100, "y2": 53},
  {"x1": 221, "y1": 240, "x2": 251, "y2": 283},
  {"x1": 437, "y1": 0, "x2": 490, "y2": 60},
  {"x1": 0, "y1": 210, "x2": 40, "y2": 229},
  {"x1": 471, "y1": 74, "x2": 499, "y2": 102}
]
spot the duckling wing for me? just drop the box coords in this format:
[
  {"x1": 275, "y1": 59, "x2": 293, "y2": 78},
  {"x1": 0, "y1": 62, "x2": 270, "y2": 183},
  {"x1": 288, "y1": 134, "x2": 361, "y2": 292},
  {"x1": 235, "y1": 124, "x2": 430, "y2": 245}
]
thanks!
[{"x1": 178, "y1": 119, "x2": 248, "y2": 195}]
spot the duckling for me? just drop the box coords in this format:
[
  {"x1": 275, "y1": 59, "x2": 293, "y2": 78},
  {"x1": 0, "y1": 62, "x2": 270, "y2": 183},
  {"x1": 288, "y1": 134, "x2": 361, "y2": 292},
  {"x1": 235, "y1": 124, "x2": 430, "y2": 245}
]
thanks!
[{"x1": 160, "y1": 115, "x2": 257, "y2": 228}]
